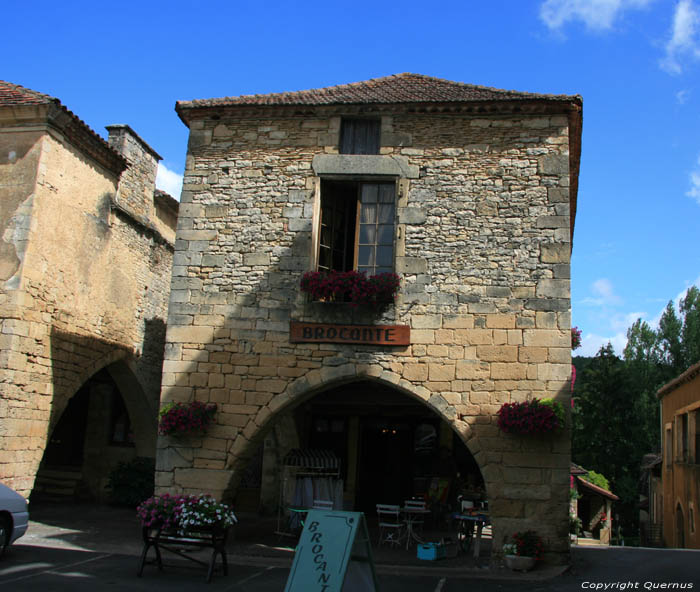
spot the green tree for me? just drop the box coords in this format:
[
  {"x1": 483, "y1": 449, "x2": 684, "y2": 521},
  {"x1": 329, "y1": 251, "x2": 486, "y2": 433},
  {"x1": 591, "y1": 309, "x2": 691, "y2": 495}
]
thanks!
[
  {"x1": 679, "y1": 286, "x2": 700, "y2": 369},
  {"x1": 572, "y1": 344, "x2": 647, "y2": 527}
]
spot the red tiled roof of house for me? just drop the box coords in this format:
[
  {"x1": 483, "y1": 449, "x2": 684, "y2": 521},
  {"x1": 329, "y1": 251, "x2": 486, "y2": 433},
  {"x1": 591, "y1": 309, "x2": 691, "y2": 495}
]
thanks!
[
  {"x1": 0, "y1": 80, "x2": 56, "y2": 106},
  {"x1": 177, "y1": 73, "x2": 581, "y2": 110},
  {"x1": 0, "y1": 80, "x2": 126, "y2": 175}
]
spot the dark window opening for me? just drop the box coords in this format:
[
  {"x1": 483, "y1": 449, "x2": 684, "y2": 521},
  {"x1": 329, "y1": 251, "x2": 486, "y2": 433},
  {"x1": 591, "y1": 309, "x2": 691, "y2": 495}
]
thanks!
[
  {"x1": 110, "y1": 391, "x2": 134, "y2": 446},
  {"x1": 319, "y1": 180, "x2": 395, "y2": 275},
  {"x1": 340, "y1": 118, "x2": 381, "y2": 155}
]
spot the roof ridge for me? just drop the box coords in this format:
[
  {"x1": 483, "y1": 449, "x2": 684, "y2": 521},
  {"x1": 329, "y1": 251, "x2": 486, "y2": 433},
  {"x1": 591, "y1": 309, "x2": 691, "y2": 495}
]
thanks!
[{"x1": 176, "y1": 73, "x2": 581, "y2": 111}]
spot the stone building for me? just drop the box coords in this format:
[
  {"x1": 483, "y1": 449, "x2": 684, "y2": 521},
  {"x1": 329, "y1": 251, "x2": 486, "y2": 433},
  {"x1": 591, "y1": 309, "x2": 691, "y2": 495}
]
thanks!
[
  {"x1": 658, "y1": 360, "x2": 700, "y2": 548},
  {"x1": 157, "y1": 73, "x2": 582, "y2": 562},
  {"x1": 0, "y1": 82, "x2": 177, "y2": 500}
]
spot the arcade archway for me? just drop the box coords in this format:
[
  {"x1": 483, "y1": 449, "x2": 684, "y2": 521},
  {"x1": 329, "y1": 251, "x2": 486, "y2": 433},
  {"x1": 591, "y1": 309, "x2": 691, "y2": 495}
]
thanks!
[{"x1": 237, "y1": 378, "x2": 487, "y2": 518}]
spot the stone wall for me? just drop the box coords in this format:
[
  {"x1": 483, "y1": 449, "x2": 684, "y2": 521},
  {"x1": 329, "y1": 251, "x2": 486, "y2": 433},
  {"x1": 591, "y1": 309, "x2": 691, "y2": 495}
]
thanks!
[
  {"x1": 158, "y1": 106, "x2": 573, "y2": 562},
  {"x1": 107, "y1": 124, "x2": 160, "y2": 222},
  {"x1": 0, "y1": 119, "x2": 175, "y2": 496}
]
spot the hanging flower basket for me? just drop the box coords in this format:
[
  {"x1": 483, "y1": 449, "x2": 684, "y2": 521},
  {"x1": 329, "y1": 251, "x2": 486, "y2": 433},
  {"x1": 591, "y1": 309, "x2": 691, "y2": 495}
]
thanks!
[
  {"x1": 497, "y1": 398, "x2": 565, "y2": 435},
  {"x1": 158, "y1": 401, "x2": 217, "y2": 437},
  {"x1": 300, "y1": 270, "x2": 400, "y2": 307}
]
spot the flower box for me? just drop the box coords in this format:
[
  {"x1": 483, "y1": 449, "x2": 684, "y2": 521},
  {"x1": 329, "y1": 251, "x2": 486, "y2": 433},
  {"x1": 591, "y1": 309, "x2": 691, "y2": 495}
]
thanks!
[
  {"x1": 497, "y1": 398, "x2": 565, "y2": 435},
  {"x1": 300, "y1": 270, "x2": 400, "y2": 307},
  {"x1": 504, "y1": 554, "x2": 536, "y2": 571},
  {"x1": 502, "y1": 529, "x2": 543, "y2": 571}
]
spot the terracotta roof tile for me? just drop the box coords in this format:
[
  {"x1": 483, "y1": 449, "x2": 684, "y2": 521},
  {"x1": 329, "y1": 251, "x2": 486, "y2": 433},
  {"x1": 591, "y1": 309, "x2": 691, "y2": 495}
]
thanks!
[
  {"x1": 177, "y1": 73, "x2": 580, "y2": 110},
  {"x1": 0, "y1": 80, "x2": 56, "y2": 106},
  {"x1": 0, "y1": 80, "x2": 126, "y2": 175}
]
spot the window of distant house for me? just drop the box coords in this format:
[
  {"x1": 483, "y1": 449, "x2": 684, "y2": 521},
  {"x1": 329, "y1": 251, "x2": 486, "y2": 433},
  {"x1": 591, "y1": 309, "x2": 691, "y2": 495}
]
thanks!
[
  {"x1": 318, "y1": 179, "x2": 395, "y2": 275},
  {"x1": 339, "y1": 118, "x2": 381, "y2": 155},
  {"x1": 665, "y1": 425, "x2": 673, "y2": 468},
  {"x1": 682, "y1": 413, "x2": 689, "y2": 462}
]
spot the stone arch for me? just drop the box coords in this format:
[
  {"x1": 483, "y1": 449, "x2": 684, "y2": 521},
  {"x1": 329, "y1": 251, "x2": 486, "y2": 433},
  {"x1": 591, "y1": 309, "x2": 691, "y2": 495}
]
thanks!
[
  {"x1": 49, "y1": 348, "x2": 155, "y2": 455},
  {"x1": 223, "y1": 363, "x2": 486, "y2": 506}
]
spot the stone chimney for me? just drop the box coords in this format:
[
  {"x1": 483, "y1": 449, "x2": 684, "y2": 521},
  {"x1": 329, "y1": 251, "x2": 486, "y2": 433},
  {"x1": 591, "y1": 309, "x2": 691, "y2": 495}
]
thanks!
[{"x1": 106, "y1": 124, "x2": 161, "y2": 222}]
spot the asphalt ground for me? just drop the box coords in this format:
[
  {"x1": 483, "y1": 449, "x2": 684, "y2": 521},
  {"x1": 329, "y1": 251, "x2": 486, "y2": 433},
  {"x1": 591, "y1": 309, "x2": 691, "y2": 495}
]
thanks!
[{"x1": 1, "y1": 503, "x2": 698, "y2": 591}]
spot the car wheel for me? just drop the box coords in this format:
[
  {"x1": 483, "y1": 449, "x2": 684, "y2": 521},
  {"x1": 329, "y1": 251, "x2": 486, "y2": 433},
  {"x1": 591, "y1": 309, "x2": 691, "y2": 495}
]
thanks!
[{"x1": 0, "y1": 515, "x2": 10, "y2": 558}]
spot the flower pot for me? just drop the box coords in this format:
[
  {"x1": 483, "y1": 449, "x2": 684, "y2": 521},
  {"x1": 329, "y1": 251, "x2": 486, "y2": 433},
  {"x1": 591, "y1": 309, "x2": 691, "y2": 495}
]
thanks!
[{"x1": 505, "y1": 554, "x2": 536, "y2": 571}]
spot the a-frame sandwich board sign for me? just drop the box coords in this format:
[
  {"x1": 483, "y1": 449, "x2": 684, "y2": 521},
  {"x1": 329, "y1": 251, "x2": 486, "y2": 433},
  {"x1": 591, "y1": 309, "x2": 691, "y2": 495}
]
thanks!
[{"x1": 283, "y1": 510, "x2": 379, "y2": 592}]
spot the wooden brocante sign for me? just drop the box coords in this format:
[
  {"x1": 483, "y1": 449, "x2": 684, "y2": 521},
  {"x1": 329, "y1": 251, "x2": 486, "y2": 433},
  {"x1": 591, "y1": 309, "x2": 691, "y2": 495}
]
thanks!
[{"x1": 290, "y1": 322, "x2": 410, "y2": 346}]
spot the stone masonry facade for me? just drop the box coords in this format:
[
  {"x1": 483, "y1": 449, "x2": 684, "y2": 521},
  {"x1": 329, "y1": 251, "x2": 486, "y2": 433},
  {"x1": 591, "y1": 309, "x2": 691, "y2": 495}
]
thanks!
[
  {"x1": 0, "y1": 83, "x2": 177, "y2": 496},
  {"x1": 156, "y1": 74, "x2": 582, "y2": 563}
]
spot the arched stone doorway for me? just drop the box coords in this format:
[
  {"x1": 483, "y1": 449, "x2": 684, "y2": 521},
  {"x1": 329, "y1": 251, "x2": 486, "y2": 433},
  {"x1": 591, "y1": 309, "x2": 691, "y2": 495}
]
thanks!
[
  {"x1": 33, "y1": 360, "x2": 156, "y2": 503},
  {"x1": 235, "y1": 378, "x2": 487, "y2": 521}
]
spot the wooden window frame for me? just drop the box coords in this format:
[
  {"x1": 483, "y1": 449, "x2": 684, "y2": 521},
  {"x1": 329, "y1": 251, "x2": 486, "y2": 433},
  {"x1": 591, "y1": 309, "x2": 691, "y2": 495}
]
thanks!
[{"x1": 315, "y1": 178, "x2": 396, "y2": 275}]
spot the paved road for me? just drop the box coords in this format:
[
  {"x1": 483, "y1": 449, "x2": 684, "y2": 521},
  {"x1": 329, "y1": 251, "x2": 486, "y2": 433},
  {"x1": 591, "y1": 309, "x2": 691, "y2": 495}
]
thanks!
[{"x1": 2, "y1": 544, "x2": 699, "y2": 591}]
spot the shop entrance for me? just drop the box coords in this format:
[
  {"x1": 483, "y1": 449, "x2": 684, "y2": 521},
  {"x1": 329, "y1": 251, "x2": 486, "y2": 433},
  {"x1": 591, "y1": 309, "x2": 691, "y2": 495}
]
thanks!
[{"x1": 279, "y1": 379, "x2": 486, "y2": 516}]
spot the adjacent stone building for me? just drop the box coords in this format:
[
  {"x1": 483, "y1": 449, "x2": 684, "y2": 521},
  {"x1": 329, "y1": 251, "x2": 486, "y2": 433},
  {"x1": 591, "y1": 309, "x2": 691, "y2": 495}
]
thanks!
[
  {"x1": 156, "y1": 73, "x2": 582, "y2": 562},
  {"x1": 658, "y1": 360, "x2": 700, "y2": 548},
  {"x1": 0, "y1": 82, "x2": 177, "y2": 499}
]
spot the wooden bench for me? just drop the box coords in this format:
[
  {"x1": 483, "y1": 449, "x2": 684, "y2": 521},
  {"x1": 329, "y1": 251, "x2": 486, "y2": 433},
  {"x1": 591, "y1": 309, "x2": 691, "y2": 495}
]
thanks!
[{"x1": 137, "y1": 525, "x2": 230, "y2": 583}]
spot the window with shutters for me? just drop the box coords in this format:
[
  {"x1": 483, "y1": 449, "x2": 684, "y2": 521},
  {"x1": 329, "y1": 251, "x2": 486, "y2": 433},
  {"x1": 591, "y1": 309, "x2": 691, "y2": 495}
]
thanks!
[
  {"x1": 318, "y1": 179, "x2": 395, "y2": 275},
  {"x1": 339, "y1": 118, "x2": 381, "y2": 155}
]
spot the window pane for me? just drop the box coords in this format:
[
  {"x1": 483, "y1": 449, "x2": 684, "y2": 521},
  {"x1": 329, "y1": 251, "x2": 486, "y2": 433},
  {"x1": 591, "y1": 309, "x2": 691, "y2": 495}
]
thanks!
[
  {"x1": 379, "y1": 184, "x2": 394, "y2": 202},
  {"x1": 320, "y1": 226, "x2": 331, "y2": 246},
  {"x1": 377, "y1": 246, "x2": 393, "y2": 266},
  {"x1": 378, "y1": 204, "x2": 394, "y2": 223},
  {"x1": 361, "y1": 203, "x2": 377, "y2": 223},
  {"x1": 358, "y1": 245, "x2": 375, "y2": 266},
  {"x1": 319, "y1": 247, "x2": 331, "y2": 269},
  {"x1": 361, "y1": 184, "x2": 378, "y2": 203},
  {"x1": 359, "y1": 224, "x2": 376, "y2": 244},
  {"x1": 377, "y1": 224, "x2": 393, "y2": 244},
  {"x1": 376, "y1": 266, "x2": 392, "y2": 274}
]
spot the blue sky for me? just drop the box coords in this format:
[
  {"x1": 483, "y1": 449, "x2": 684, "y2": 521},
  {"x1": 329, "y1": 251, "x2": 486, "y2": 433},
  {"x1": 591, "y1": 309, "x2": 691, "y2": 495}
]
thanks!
[{"x1": 5, "y1": 0, "x2": 700, "y2": 357}]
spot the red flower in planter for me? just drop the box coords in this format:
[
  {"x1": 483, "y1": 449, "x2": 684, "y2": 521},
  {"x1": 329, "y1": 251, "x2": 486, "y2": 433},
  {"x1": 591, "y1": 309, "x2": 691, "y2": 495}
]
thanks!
[{"x1": 300, "y1": 270, "x2": 400, "y2": 307}]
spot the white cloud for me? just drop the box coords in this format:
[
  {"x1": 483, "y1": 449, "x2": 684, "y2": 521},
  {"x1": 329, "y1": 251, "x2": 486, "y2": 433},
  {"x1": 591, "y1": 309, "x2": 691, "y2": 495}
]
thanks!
[
  {"x1": 580, "y1": 278, "x2": 623, "y2": 306},
  {"x1": 676, "y1": 89, "x2": 691, "y2": 103},
  {"x1": 540, "y1": 0, "x2": 655, "y2": 31},
  {"x1": 660, "y1": 0, "x2": 700, "y2": 74},
  {"x1": 578, "y1": 331, "x2": 628, "y2": 356},
  {"x1": 156, "y1": 163, "x2": 183, "y2": 200},
  {"x1": 688, "y1": 154, "x2": 700, "y2": 204}
]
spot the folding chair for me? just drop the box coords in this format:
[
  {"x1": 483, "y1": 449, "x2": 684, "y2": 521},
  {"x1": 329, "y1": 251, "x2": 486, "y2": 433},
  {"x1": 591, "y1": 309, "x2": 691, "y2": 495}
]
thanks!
[
  {"x1": 376, "y1": 504, "x2": 405, "y2": 547},
  {"x1": 312, "y1": 499, "x2": 334, "y2": 510},
  {"x1": 403, "y1": 499, "x2": 427, "y2": 542}
]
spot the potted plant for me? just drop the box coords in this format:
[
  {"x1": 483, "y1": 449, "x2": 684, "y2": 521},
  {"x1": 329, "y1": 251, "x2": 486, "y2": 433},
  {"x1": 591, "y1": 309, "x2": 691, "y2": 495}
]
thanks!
[
  {"x1": 497, "y1": 398, "x2": 565, "y2": 435},
  {"x1": 136, "y1": 493, "x2": 237, "y2": 534},
  {"x1": 158, "y1": 401, "x2": 217, "y2": 437},
  {"x1": 300, "y1": 270, "x2": 400, "y2": 307},
  {"x1": 503, "y1": 530, "x2": 543, "y2": 571}
]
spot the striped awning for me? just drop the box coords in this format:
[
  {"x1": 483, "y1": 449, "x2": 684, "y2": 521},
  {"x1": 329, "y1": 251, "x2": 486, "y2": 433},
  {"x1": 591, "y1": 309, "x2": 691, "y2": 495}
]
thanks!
[{"x1": 282, "y1": 449, "x2": 339, "y2": 470}]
